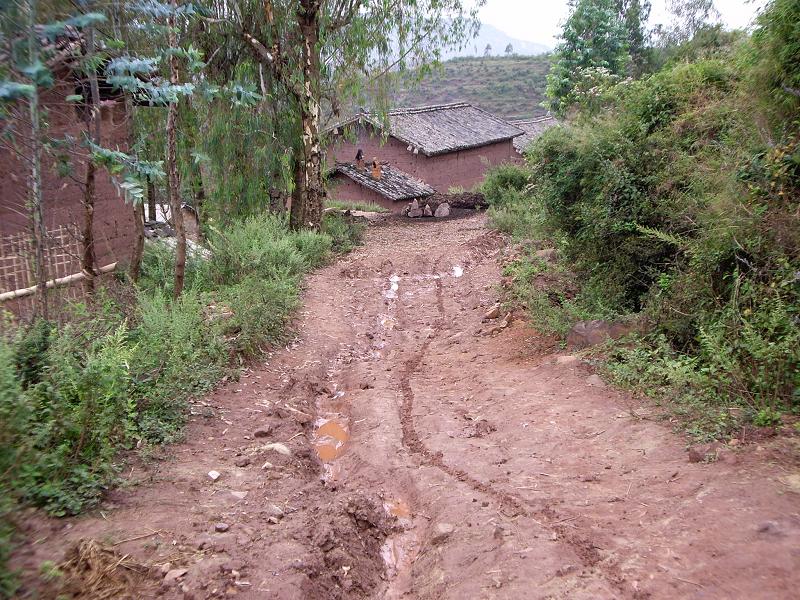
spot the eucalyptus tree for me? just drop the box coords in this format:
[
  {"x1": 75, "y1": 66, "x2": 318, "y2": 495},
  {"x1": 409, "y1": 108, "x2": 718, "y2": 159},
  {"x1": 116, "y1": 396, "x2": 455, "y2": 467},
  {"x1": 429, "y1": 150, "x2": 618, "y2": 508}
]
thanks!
[
  {"x1": 546, "y1": 0, "x2": 630, "y2": 115},
  {"x1": 217, "y1": 0, "x2": 483, "y2": 231}
]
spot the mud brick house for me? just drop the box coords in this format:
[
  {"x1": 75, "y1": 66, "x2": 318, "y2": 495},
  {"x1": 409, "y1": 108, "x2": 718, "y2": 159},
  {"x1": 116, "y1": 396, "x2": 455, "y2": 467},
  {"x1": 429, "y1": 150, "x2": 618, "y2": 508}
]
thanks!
[
  {"x1": 511, "y1": 115, "x2": 559, "y2": 157},
  {"x1": 0, "y1": 28, "x2": 136, "y2": 316},
  {"x1": 327, "y1": 102, "x2": 523, "y2": 210}
]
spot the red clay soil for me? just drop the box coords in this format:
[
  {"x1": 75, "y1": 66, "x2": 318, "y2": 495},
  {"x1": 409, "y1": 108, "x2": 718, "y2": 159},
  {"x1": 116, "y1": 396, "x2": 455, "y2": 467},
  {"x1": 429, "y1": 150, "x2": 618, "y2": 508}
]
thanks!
[{"x1": 11, "y1": 213, "x2": 800, "y2": 599}]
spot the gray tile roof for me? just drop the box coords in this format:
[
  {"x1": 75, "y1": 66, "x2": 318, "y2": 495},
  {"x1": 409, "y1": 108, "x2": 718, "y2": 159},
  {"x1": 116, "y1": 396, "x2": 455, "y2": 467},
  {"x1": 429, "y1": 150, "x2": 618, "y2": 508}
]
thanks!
[
  {"x1": 334, "y1": 163, "x2": 435, "y2": 202},
  {"x1": 383, "y1": 103, "x2": 524, "y2": 156},
  {"x1": 511, "y1": 116, "x2": 559, "y2": 153},
  {"x1": 331, "y1": 102, "x2": 524, "y2": 157}
]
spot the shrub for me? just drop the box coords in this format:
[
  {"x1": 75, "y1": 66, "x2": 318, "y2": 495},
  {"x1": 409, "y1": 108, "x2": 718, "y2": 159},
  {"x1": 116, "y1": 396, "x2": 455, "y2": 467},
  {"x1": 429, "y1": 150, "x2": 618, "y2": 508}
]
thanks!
[{"x1": 493, "y1": 5, "x2": 800, "y2": 430}]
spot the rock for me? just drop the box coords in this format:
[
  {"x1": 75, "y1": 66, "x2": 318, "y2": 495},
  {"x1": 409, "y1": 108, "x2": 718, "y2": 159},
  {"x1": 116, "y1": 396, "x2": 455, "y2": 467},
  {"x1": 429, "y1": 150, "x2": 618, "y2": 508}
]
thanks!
[
  {"x1": 434, "y1": 202, "x2": 451, "y2": 218},
  {"x1": 424, "y1": 204, "x2": 433, "y2": 217},
  {"x1": 586, "y1": 374, "x2": 605, "y2": 387},
  {"x1": 566, "y1": 319, "x2": 645, "y2": 350},
  {"x1": 484, "y1": 303, "x2": 502, "y2": 320},
  {"x1": 432, "y1": 522, "x2": 455, "y2": 544},
  {"x1": 215, "y1": 523, "x2": 230, "y2": 533},
  {"x1": 253, "y1": 427, "x2": 272, "y2": 438},
  {"x1": 756, "y1": 521, "x2": 785, "y2": 537},
  {"x1": 410, "y1": 199, "x2": 420, "y2": 211},
  {"x1": 264, "y1": 442, "x2": 291, "y2": 456},
  {"x1": 556, "y1": 355, "x2": 579, "y2": 366},
  {"x1": 234, "y1": 456, "x2": 251, "y2": 468},
  {"x1": 163, "y1": 568, "x2": 188, "y2": 584},
  {"x1": 208, "y1": 470, "x2": 221, "y2": 481},
  {"x1": 535, "y1": 248, "x2": 558, "y2": 263},
  {"x1": 408, "y1": 208, "x2": 424, "y2": 218},
  {"x1": 267, "y1": 504, "x2": 285, "y2": 519},
  {"x1": 230, "y1": 491, "x2": 248, "y2": 500}
]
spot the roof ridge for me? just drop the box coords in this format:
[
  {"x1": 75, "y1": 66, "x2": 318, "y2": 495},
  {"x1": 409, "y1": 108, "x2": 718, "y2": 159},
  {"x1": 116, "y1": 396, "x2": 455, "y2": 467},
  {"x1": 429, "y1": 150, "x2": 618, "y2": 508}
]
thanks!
[
  {"x1": 511, "y1": 115, "x2": 557, "y2": 125},
  {"x1": 388, "y1": 101, "x2": 470, "y2": 115}
]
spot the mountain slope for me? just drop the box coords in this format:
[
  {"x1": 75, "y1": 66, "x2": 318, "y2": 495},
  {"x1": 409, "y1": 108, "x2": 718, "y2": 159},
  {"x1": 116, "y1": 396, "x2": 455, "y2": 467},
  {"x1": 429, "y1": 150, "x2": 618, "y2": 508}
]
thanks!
[{"x1": 392, "y1": 55, "x2": 552, "y2": 121}]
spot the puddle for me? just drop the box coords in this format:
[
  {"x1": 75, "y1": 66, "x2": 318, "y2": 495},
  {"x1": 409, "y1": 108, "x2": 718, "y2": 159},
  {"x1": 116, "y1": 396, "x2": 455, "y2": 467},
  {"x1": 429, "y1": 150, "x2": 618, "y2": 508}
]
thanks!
[
  {"x1": 452, "y1": 265, "x2": 464, "y2": 278},
  {"x1": 381, "y1": 497, "x2": 419, "y2": 599},
  {"x1": 314, "y1": 418, "x2": 349, "y2": 463},
  {"x1": 384, "y1": 274, "x2": 401, "y2": 299},
  {"x1": 384, "y1": 498, "x2": 412, "y2": 521}
]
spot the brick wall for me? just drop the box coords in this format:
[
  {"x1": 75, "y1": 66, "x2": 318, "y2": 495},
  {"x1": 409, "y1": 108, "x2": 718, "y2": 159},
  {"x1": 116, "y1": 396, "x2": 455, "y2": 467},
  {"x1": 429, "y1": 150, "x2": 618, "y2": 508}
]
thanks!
[{"x1": 0, "y1": 76, "x2": 136, "y2": 314}]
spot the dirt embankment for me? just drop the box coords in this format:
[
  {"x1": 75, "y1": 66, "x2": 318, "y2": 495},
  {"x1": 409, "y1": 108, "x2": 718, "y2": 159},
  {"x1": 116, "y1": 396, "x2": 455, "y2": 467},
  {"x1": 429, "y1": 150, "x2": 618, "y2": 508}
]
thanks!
[{"x1": 11, "y1": 213, "x2": 800, "y2": 599}]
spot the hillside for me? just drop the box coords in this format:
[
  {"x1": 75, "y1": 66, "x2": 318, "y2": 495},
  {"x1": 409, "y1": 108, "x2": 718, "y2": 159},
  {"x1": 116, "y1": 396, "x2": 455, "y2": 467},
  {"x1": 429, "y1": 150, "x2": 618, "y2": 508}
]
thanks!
[{"x1": 392, "y1": 55, "x2": 552, "y2": 120}]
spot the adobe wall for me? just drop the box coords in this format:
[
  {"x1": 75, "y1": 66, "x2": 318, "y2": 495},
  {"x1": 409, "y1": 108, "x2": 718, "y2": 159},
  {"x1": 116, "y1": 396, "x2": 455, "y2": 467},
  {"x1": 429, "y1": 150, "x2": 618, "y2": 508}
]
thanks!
[
  {"x1": 0, "y1": 77, "x2": 136, "y2": 297},
  {"x1": 329, "y1": 175, "x2": 406, "y2": 213},
  {"x1": 328, "y1": 123, "x2": 518, "y2": 192}
]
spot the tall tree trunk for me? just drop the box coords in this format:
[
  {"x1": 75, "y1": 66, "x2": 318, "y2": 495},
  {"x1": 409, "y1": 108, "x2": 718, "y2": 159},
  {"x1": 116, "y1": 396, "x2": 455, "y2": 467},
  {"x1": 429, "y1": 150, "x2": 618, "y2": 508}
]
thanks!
[
  {"x1": 82, "y1": 22, "x2": 102, "y2": 296},
  {"x1": 130, "y1": 202, "x2": 145, "y2": 282},
  {"x1": 147, "y1": 176, "x2": 157, "y2": 221},
  {"x1": 122, "y1": 94, "x2": 145, "y2": 282},
  {"x1": 167, "y1": 0, "x2": 186, "y2": 299},
  {"x1": 291, "y1": 1, "x2": 324, "y2": 231},
  {"x1": 82, "y1": 161, "x2": 97, "y2": 294},
  {"x1": 27, "y1": 0, "x2": 48, "y2": 319}
]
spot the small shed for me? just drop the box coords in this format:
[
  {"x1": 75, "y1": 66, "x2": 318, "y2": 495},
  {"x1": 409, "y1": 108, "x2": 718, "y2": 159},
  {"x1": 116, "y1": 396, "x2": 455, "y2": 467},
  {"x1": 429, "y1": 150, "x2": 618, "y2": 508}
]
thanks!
[{"x1": 330, "y1": 163, "x2": 435, "y2": 213}]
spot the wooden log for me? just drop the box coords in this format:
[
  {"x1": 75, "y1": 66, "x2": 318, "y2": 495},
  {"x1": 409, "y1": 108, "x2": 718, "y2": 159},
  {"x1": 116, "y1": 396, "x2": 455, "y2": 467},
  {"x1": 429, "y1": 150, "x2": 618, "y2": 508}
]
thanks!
[{"x1": 0, "y1": 262, "x2": 118, "y2": 302}]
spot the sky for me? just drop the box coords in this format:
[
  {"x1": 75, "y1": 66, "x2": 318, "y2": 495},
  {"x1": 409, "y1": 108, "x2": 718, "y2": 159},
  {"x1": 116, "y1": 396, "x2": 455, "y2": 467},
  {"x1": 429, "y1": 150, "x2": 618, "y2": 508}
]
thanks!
[{"x1": 477, "y1": 0, "x2": 770, "y2": 48}]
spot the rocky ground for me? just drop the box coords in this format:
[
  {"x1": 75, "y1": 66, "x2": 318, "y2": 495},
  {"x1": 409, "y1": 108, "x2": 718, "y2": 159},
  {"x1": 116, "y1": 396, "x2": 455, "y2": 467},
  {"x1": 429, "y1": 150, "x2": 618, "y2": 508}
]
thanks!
[{"x1": 11, "y1": 212, "x2": 800, "y2": 599}]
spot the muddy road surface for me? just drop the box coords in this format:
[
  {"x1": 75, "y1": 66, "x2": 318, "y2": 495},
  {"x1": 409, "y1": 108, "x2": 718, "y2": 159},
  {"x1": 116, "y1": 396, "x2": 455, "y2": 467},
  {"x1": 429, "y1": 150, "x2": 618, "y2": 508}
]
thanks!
[{"x1": 14, "y1": 213, "x2": 800, "y2": 599}]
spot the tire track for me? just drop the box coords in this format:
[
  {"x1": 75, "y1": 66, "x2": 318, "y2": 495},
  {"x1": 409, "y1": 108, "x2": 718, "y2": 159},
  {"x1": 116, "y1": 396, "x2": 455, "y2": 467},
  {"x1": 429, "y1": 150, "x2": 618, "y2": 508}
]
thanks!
[{"x1": 395, "y1": 232, "x2": 629, "y2": 594}]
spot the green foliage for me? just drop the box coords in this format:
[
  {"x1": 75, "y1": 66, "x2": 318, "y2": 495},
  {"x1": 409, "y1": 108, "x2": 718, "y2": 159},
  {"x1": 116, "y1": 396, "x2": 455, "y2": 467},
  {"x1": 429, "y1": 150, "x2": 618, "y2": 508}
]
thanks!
[
  {"x1": 494, "y1": 0, "x2": 800, "y2": 434},
  {"x1": 0, "y1": 210, "x2": 359, "y2": 558},
  {"x1": 546, "y1": 0, "x2": 631, "y2": 114}
]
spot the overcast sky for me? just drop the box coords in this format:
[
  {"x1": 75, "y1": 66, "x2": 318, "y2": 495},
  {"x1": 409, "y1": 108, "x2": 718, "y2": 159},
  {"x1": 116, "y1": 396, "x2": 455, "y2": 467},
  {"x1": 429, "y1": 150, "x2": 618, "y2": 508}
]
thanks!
[{"x1": 478, "y1": 0, "x2": 769, "y2": 47}]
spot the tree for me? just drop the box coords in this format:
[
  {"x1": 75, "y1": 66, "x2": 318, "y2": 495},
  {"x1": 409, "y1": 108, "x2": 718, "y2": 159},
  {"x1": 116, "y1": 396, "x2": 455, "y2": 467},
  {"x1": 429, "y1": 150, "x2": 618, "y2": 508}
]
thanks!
[
  {"x1": 229, "y1": 0, "x2": 482, "y2": 231},
  {"x1": 615, "y1": 0, "x2": 651, "y2": 75},
  {"x1": 654, "y1": 0, "x2": 720, "y2": 47},
  {"x1": 546, "y1": 0, "x2": 629, "y2": 115},
  {"x1": 505, "y1": 43, "x2": 513, "y2": 56},
  {"x1": 484, "y1": 43, "x2": 492, "y2": 57}
]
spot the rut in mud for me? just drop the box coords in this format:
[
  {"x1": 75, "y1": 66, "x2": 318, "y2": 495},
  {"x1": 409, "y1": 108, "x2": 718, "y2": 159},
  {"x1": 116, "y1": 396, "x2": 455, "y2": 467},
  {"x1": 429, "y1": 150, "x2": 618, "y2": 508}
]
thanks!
[{"x1": 13, "y1": 213, "x2": 800, "y2": 600}]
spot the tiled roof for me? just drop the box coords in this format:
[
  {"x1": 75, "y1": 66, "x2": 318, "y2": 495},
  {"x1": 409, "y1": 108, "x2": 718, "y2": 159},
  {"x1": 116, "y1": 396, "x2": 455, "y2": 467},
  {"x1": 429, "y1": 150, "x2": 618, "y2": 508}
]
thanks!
[
  {"x1": 331, "y1": 102, "x2": 524, "y2": 157},
  {"x1": 334, "y1": 163, "x2": 435, "y2": 201},
  {"x1": 511, "y1": 115, "x2": 559, "y2": 153}
]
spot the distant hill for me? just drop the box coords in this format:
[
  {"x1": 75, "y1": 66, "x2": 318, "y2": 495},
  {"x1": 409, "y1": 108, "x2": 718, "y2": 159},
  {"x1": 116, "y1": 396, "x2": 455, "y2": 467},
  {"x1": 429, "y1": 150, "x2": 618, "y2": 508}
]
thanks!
[
  {"x1": 392, "y1": 55, "x2": 553, "y2": 121},
  {"x1": 444, "y1": 23, "x2": 550, "y2": 59}
]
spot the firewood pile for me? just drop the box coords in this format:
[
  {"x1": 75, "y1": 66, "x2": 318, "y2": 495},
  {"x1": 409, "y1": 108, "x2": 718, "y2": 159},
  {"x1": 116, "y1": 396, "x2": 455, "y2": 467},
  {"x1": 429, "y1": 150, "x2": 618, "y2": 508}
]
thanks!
[{"x1": 402, "y1": 191, "x2": 487, "y2": 218}]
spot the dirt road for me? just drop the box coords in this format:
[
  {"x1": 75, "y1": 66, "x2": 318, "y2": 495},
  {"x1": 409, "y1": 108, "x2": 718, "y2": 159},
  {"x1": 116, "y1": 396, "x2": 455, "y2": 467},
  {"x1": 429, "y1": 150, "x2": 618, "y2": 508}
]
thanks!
[{"x1": 14, "y1": 213, "x2": 800, "y2": 599}]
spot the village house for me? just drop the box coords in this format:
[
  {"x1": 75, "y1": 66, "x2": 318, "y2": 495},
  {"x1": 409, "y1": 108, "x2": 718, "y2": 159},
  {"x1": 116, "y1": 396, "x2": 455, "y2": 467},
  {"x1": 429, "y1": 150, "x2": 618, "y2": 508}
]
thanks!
[
  {"x1": 0, "y1": 28, "x2": 136, "y2": 316},
  {"x1": 510, "y1": 115, "x2": 559, "y2": 157},
  {"x1": 327, "y1": 102, "x2": 524, "y2": 212}
]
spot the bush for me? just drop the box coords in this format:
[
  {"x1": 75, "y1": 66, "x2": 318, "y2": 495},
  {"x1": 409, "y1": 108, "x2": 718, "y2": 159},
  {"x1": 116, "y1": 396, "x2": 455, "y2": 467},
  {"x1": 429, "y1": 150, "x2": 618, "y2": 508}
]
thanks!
[{"x1": 492, "y1": 4, "x2": 800, "y2": 431}]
